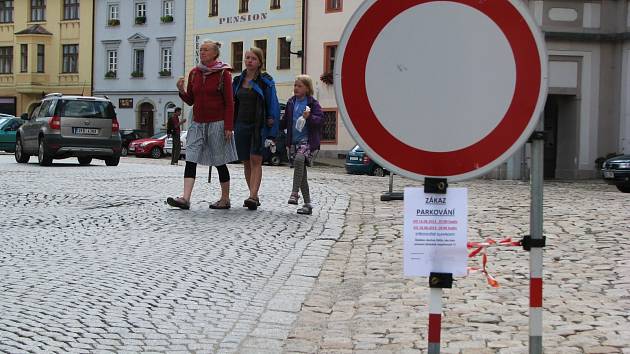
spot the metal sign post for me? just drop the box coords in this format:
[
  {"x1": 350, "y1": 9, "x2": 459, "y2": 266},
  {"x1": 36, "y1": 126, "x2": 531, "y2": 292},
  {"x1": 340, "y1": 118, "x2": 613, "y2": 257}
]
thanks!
[
  {"x1": 424, "y1": 177, "x2": 450, "y2": 353},
  {"x1": 526, "y1": 120, "x2": 546, "y2": 354},
  {"x1": 428, "y1": 272, "x2": 452, "y2": 353}
]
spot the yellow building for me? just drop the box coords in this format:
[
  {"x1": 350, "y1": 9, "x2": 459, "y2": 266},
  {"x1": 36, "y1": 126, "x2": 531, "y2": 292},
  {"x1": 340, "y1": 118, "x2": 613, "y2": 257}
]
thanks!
[{"x1": 0, "y1": 0, "x2": 92, "y2": 116}]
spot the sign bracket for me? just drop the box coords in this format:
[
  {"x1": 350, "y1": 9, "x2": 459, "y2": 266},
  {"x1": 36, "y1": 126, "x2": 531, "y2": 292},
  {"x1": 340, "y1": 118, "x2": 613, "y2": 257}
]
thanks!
[{"x1": 424, "y1": 177, "x2": 448, "y2": 194}]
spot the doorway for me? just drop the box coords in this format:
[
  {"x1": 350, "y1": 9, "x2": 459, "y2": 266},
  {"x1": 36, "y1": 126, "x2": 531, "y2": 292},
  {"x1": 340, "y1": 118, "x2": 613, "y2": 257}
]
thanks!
[
  {"x1": 139, "y1": 102, "x2": 154, "y2": 136},
  {"x1": 543, "y1": 96, "x2": 558, "y2": 179},
  {"x1": 543, "y1": 94, "x2": 580, "y2": 179}
]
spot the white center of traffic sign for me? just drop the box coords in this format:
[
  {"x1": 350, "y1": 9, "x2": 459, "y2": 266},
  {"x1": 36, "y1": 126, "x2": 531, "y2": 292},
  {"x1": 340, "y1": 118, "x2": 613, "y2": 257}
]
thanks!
[
  {"x1": 335, "y1": 0, "x2": 548, "y2": 182},
  {"x1": 366, "y1": 2, "x2": 516, "y2": 152}
]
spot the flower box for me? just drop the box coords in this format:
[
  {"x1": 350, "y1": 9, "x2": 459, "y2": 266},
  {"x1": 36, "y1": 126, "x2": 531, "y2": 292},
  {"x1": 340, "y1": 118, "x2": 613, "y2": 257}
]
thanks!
[
  {"x1": 105, "y1": 70, "x2": 117, "y2": 78},
  {"x1": 131, "y1": 71, "x2": 144, "y2": 78},
  {"x1": 161, "y1": 15, "x2": 174, "y2": 23},
  {"x1": 320, "y1": 72, "x2": 333, "y2": 85},
  {"x1": 108, "y1": 19, "x2": 120, "y2": 26},
  {"x1": 135, "y1": 16, "x2": 146, "y2": 25},
  {"x1": 159, "y1": 70, "x2": 171, "y2": 77}
]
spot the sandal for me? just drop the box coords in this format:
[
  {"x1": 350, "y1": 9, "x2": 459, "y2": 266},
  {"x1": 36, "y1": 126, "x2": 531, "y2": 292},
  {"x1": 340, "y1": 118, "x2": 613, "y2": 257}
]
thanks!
[
  {"x1": 166, "y1": 197, "x2": 190, "y2": 210},
  {"x1": 297, "y1": 204, "x2": 312, "y2": 215},
  {"x1": 209, "y1": 199, "x2": 231, "y2": 209},
  {"x1": 243, "y1": 197, "x2": 259, "y2": 210},
  {"x1": 288, "y1": 193, "x2": 299, "y2": 205}
]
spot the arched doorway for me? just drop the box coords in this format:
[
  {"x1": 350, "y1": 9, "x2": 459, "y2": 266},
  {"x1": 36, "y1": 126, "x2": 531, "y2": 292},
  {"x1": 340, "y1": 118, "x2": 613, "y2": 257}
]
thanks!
[
  {"x1": 139, "y1": 102, "x2": 154, "y2": 136},
  {"x1": 164, "y1": 102, "x2": 176, "y2": 126}
]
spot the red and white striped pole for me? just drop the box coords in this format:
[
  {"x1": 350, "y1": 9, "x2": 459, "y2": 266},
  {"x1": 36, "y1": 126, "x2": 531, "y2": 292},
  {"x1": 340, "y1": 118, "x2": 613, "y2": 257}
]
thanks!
[
  {"x1": 528, "y1": 122, "x2": 545, "y2": 354},
  {"x1": 428, "y1": 272, "x2": 452, "y2": 354},
  {"x1": 428, "y1": 287, "x2": 443, "y2": 353}
]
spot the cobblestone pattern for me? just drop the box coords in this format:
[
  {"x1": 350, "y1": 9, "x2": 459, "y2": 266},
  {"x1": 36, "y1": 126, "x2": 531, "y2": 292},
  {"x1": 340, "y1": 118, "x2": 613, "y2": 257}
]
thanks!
[
  {"x1": 0, "y1": 156, "x2": 348, "y2": 353},
  {"x1": 284, "y1": 178, "x2": 630, "y2": 353}
]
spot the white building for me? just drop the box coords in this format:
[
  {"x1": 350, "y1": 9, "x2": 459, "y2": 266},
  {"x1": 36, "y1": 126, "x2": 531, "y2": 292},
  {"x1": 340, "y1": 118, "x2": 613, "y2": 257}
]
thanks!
[
  {"x1": 186, "y1": 0, "x2": 304, "y2": 111},
  {"x1": 305, "y1": 0, "x2": 630, "y2": 179},
  {"x1": 304, "y1": 0, "x2": 360, "y2": 158},
  {"x1": 93, "y1": 0, "x2": 186, "y2": 136}
]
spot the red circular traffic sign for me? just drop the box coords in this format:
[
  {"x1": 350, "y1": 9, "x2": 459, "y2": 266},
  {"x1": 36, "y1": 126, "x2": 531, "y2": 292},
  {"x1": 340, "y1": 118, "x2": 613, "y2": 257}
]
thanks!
[{"x1": 334, "y1": 0, "x2": 548, "y2": 181}]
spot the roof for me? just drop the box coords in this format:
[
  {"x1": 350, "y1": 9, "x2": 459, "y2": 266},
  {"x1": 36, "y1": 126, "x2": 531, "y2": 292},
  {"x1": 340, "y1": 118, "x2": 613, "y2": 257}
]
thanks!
[
  {"x1": 42, "y1": 95, "x2": 112, "y2": 103},
  {"x1": 15, "y1": 24, "x2": 53, "y2": 35}
]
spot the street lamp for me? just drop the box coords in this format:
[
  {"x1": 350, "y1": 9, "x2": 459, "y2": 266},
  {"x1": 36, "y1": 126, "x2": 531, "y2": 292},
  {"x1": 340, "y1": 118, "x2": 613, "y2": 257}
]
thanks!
[{"x1": 285, "y1": 36, "x2": 303, "y2": 58}]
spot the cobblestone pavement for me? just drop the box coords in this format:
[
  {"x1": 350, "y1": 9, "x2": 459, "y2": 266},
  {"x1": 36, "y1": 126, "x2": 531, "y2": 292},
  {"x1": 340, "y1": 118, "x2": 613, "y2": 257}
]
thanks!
[
  {"x1": 284, "y1": 175, "x2": 630, "y2": 353},
  {"x1": 0, "y1": 155, "x2": 347, "y2": 353},
  {"x1": 1, "y1": 154, "x2": 629, "y2": 354}
]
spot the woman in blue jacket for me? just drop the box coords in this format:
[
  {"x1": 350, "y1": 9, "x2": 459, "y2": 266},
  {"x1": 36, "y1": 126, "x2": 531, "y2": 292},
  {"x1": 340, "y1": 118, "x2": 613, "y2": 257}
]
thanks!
[{"x1": 233, "y1": 47, "x2": 280, "y2": 210}]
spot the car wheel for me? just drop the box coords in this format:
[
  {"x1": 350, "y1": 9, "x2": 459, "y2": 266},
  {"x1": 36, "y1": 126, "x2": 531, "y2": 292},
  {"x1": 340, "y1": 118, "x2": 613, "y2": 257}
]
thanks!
[
  {"x1": 78, "y1": 157, "x2": 92, "y2": 166},
  {"x1": 38, "y1": 138, "x2": 53, "y2": 166},
  {"x1": 372, "y1": 166, "x2": 385, "y2": 177},
  {"x1": 150, "y1": 147, "x2": 162, "y2": 159},
  {"x1": 270, "y1": 155, "x2": 281, "y2": 166},
  {"x1": 616, "y1": 184, "x2": 630, "y2": 193},
  {"x1": 14, "y1": 138, "x2": 30, "y2": 164},
  {"x1": 105, "y1": 155, "x2": 120, "y2": 166},
  {"x1": 121, "y1": 146, "x2": 128, "y2": 156}
]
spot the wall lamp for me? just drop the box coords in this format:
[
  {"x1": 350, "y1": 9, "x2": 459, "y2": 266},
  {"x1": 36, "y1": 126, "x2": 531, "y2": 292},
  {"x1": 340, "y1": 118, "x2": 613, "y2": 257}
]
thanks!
[{"x1": 285, "y1": 36, "x2": 303, "y2": 58}]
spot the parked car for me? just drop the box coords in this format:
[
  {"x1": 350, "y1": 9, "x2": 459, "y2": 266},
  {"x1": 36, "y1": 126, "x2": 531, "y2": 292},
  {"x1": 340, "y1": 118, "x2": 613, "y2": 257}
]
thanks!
[
  {"x1": 164, "y1": 130, "x2": 187, "y2": 158},
  {"x1": 601, "y1": 154, "x2": 630, "y2": 193},
  {"x1": 128, "y1": 132, "x2": 167, "y2": 158},
  {"x1": 120, "y1": 129, "x2": 148, "y2": 156},
  {"x1": 0, "y1": 116, "x2": 24, "y2": 152},
  {"x1": 15, "y1": 93, "x2": 121, "y2": 166},
  {"x1": 345, "y1": 145, "x2": 387, "y2": 176}
]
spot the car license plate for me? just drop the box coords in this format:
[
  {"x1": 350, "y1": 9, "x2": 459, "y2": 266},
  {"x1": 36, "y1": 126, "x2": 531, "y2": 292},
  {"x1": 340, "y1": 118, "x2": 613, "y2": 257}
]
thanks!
[
  {"x1": 350, "y1": 156, "x2": 360, "y2": 161},
  {"x1": 604, "y1": 171, "x2": 614, "y2": 178},
  {"x1": 73, "y1": 127, "x2": 99, "y2": 135}
]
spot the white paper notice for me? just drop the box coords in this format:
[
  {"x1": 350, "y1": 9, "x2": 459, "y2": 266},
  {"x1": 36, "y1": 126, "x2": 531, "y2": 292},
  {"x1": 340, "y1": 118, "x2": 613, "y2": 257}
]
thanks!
[{"x1": 403, "y1": 187, "x2": 468, "y2": 277}]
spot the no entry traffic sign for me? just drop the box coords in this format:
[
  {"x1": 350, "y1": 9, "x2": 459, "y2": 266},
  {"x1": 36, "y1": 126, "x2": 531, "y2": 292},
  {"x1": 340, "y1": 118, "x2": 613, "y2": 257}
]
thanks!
[{"x1": 335, "y1": 0, "x2": 548, "y2": 181}]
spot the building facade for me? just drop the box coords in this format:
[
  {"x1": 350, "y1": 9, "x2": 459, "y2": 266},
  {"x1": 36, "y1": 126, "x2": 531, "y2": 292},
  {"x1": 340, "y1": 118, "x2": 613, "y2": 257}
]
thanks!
[
  {"x1": 186, "y1": 0, "x2": 304, "y2": 119},
  {"x1": 304, "y1": 0, "x2": 359, "y2": 158},
  {"x1": 0, "y1": 0, "x2": 93, "y2": 116},
  {"x1": 305, "y1": 0, "x2": 630, "y2": 179},
  {"x1": 92, "y1": 0, "x2": 185, "y2": 136},
  {"x1": 515, "y1": 0, "x2": 630, "y2": 179}
]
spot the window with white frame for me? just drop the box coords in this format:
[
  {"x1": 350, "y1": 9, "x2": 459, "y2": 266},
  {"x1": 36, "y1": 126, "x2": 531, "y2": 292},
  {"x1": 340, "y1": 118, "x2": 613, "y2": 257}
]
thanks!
[
  {"x1": 162, "y1": 0, "x2": 173, "y2": 16},
  {"x1": 107, "y1": 50, "x2": 117, "y2": 73},
  {"x1": 135, "y1": 2, "x2": 146, "y2": 18},
  {"x1": 161, "y1": 48, "x2": 172, "y2": 73},
  {"x1": 108, "y1": 3, "x2": 119, "y2": 20},
  {"x1": 209, "y1": 0, "x2": 218, "y2": 17},
  {"x1": 133, "y1": 49, "x2": 144, "y2": 75}
]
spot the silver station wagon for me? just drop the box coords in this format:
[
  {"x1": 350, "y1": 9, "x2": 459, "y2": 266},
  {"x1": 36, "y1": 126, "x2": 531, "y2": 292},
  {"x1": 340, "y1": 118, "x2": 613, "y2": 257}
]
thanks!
[{"x1": 15, "y1": 94, "x2": 122, "y2": 166}]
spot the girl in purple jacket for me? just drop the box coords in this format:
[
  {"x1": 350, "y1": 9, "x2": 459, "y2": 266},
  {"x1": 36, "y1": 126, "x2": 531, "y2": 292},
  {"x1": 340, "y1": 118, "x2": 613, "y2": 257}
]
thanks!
[{"x1": 280, "y1": 75, "x2": 324, "y2": 215}]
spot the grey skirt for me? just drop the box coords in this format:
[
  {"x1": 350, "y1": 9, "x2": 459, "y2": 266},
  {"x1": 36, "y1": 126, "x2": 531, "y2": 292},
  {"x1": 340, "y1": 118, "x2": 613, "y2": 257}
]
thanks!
[{"x1": 185, "y1": 121, "x2": 238, "y2": 166}]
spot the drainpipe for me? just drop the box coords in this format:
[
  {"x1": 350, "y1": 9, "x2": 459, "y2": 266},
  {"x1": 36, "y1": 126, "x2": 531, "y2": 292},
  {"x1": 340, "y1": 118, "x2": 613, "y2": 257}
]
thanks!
[
  {"x1": 90, "y1": 0, "x2": 95, "y2": 96},
  {"x1": 301, "y1": 0, "x2": 307, "y2": 74}
]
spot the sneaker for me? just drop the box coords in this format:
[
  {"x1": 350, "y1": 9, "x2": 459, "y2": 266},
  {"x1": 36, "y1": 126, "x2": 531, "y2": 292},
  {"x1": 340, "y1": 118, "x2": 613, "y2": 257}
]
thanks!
[
  {"x1": 297, "y1": 204, "x2": 312, "y2": 215},
  {"x1": 288, "y1": 193, "x2": 299, "y2": 205}
]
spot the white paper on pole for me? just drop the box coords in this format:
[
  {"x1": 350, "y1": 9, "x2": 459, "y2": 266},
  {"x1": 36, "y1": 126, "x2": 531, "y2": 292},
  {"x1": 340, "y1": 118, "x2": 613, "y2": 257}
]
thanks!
[{"x1": 403, "y1": 187, "x2": 468, "y2": 277}]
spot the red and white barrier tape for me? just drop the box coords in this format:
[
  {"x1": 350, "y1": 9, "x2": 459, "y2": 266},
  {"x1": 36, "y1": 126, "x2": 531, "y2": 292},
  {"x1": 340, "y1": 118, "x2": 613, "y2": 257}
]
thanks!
[{"x1": 467, "y1": 237, "x2": 521, "y2": 288}]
